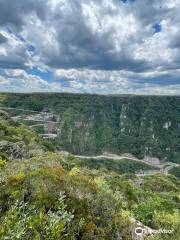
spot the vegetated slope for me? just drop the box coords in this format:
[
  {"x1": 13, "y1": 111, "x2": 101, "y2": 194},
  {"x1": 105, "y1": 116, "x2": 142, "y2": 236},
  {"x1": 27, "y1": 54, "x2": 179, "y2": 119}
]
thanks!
[
  {"x1": 0, "y1": 93, "x2": 179, "y2": 162},
  {"x1": 0, "y1": 110, "x2": 45, "y2": 160},
  {"x1": 1, "y1": 153, "x2": 180, "y2": 240},
  {"x1": 0, "y1": 110, "x2": 180, "y2": 240}
]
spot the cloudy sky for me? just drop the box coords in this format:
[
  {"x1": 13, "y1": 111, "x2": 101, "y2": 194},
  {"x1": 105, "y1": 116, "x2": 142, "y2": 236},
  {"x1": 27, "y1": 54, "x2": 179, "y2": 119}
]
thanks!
[{"x1": 0, "y1": 0, "x2": 180, "y2": 95}]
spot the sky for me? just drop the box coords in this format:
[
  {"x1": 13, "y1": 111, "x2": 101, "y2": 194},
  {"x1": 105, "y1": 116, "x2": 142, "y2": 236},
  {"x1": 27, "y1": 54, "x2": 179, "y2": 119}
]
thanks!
[{"x1": 0, "y1": 0, "x2": 180, "y2": 95}]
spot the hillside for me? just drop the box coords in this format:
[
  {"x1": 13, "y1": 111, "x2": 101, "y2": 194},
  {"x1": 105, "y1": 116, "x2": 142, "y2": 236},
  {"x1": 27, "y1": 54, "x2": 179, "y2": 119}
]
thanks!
[
  {"x1": 0, "y1": 93, "x2": 179, "y2": 162},
  {"x1": 0, "y1": 112, "x2": 180, "y2": 240},
  {"x1": 0, "y1": 110, "x2": 45, "y2": 160}
]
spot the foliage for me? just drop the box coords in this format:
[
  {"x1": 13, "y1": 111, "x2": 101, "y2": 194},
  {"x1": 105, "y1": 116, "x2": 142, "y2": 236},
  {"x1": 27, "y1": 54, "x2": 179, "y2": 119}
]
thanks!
[
  {"x1": 0, "y1": 193, "x2": 74, "y2": 240},
  {"x1": 0, "y1": 93, "x2": 179, "y2": 161},
  {"x1": 0, "y1": 95, "x2": 179, "y2": 239},
  {"x1": 0, "y1": 157, "x2": 6, "y2": 169},
  {"x1": 169, "y1": 166, "x2": 180, "y2": 179},
  {"x1": 0, "y1": 151, "x2": 179, "y2": 239},
  {"x1": 75, "y1": 157, "x2": 158, "y2": 175}
]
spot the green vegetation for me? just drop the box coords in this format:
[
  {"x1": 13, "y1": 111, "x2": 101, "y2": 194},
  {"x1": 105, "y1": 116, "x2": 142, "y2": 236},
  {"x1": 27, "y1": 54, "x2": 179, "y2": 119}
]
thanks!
[
  {"x1": 0, "y1": 96, "x2": 180, "y2": 239},
  {"x1": 0, "y1": 93, "x2": 179, "y2": 161},
  {"x1": 0, "y1": 151, "x2": 179, "y2": 239},
  {"x1": 69, "y1": 157, "x2": 158, "y2": 175},
  {"x1": 169, "y1": 166, "x2": 180, "y2": 179},
  {"x1": 0, "y1": 110, "x2": 43, "y2": 160}
]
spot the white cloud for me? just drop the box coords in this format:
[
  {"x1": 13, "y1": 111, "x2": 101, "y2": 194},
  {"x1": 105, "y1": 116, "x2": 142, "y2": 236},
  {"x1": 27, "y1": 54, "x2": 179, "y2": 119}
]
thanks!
[
  {"x1": 54, "y1": 68, "x2": 180, "y2": 95},
  {"x1": 0, "y1": 0, "x2": 180, "y2": 94}
]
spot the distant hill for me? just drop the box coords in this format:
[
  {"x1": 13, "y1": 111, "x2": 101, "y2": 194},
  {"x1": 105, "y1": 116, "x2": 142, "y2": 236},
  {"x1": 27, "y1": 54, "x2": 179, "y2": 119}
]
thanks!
[{"x1": 0, "y1": 93, "x2": 179, "y2": 162}]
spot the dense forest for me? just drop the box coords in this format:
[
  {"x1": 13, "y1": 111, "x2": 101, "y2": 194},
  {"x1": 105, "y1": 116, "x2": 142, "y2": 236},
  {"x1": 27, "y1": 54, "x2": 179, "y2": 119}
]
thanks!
[
  {"x1": 0, "y1": 109, "x2": 180, "y2": 239},
  {"x1": 0, "y1": 93, "x2": 179, "y2": 162}
]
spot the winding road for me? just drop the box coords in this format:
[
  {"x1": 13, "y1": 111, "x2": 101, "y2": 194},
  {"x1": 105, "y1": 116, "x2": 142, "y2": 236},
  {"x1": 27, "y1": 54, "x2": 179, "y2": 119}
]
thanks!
[{"x1": 71, "y1": 152, "x2": 179, "y2": 176}]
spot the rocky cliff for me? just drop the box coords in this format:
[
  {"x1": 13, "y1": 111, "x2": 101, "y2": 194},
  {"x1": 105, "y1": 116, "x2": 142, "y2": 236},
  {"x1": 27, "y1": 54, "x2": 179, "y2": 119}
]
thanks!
[{"x1": 0, "y1": 93, "x2": 179, "y2": 162}]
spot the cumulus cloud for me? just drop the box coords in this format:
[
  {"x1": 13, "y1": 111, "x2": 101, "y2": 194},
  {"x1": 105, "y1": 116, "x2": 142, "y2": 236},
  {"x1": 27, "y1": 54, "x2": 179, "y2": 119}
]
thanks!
[
  {"x1": 0, "y1": 68, "x2": 65, "y2": 92},
  {"x1": 0, "y1": 0, "x2": 47, "y2": 29},
  {"x1": 0, "y1": 0, "x2": 179, "y2": 94}
]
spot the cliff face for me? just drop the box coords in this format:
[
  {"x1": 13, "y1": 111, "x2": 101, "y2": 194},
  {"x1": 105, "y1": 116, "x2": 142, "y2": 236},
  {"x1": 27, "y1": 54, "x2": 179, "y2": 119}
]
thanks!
[{"x1": 0, "y1": 93, "x2": 179, "y2": 162}]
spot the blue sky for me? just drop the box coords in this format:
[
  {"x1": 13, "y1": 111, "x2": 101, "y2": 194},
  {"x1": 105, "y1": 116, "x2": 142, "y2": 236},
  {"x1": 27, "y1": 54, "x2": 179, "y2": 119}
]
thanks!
[
  {"x1": 153, "y1": 23, "x2": 162, "y2": 33},
  {"x1": 0, "y1": 0, "x2": 180, "y2": 95}
]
